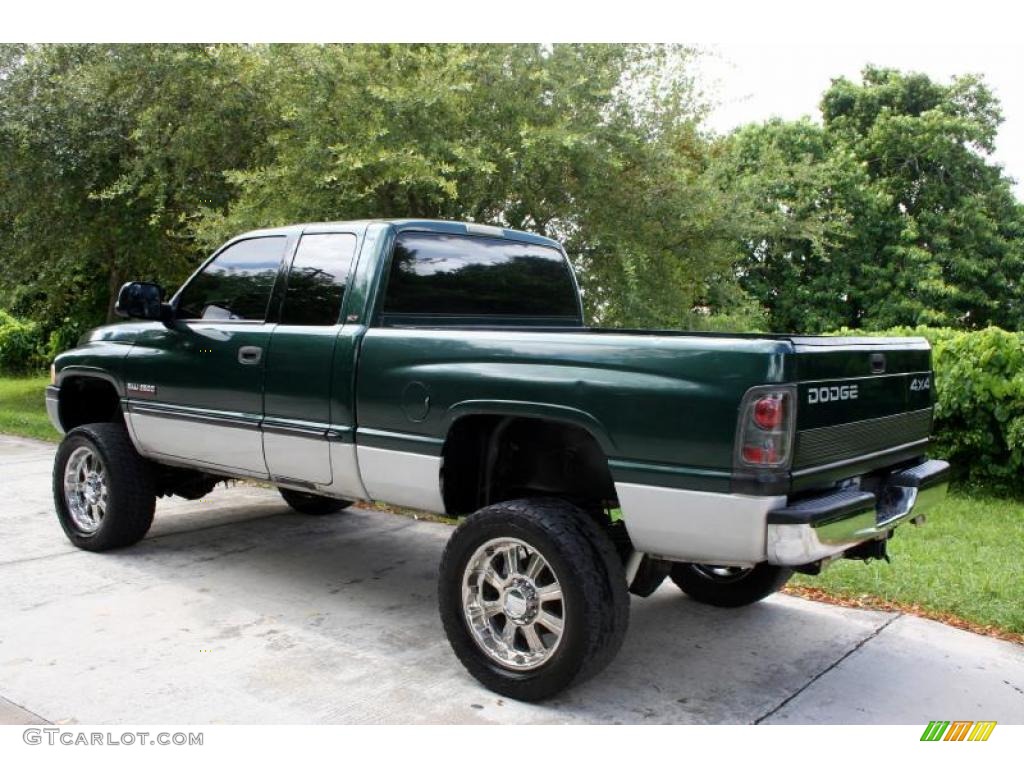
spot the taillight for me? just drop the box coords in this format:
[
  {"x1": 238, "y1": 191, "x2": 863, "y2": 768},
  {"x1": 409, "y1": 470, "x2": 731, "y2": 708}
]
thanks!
[
  {"x1": 736, "y1": 386, "x2": 795, "y2": 469},
  {"x1": 752, "y1": 394, "x2": 785, "y2": 430}
]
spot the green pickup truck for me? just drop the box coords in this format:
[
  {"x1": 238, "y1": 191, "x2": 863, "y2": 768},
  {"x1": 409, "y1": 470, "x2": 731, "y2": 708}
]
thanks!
[{"x1": 47, "y1": 219, "x2": 949, "y2": 700}]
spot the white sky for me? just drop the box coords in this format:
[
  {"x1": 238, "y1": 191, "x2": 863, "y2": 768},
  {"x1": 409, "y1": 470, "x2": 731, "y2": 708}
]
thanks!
[{"x1": 698, "y1": 42, "x2": 1024, "y2": 197}]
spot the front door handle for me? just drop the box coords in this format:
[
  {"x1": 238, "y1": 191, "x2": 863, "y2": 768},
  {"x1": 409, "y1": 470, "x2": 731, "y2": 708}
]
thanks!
[{"x1": 238, "y1": 346, "x2": 262, "y2": 365}]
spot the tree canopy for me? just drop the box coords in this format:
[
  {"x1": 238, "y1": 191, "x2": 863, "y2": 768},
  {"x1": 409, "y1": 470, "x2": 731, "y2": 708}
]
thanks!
[
  {"x1": 1, "y1": 46, "x2": 1022, "y2": 344},
  {"x1": 719, "y1": 66, "x2": 1024, "y2": 332},
  {"x1": 0, "y1": 44, "x2": 274, "y2": 339}
]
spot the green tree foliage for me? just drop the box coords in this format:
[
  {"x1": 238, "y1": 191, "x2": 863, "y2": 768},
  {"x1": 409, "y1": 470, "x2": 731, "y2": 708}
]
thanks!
[
  {"x1": 195, "y1": 44, "x2": 756, "y2": 329},
  {"x1": 0, "y1": 44, "x2": 273, "y2": 331},
  {"x1": 719, "y1": 66, "x2": 1024, "y2": 332},
  {"x1": 2, "y1": 51, "x2": 1023, "y2": 340},
  {"x1": 0, "y1": 43, "x2": 758, "y2": 334}
]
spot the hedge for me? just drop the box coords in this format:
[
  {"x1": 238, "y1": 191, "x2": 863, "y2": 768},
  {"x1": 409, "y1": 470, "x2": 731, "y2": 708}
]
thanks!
[
  {"x1": 0, "y1": 310, "x2": 46, "y2": 374},
  {"x1": 835, "y1": 326, "x2": 1024, "y2": 496}
]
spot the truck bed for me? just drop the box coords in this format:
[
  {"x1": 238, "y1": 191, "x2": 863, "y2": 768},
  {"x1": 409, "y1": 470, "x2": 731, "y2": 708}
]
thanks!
[{"x1": 356, "y1": 324, "x2": 933, "y2": 499}]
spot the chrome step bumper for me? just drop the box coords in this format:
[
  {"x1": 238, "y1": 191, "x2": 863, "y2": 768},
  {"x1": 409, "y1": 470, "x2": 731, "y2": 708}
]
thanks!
[{"x1": 765, "y1": 458, "x2": 950, "y2": 567}]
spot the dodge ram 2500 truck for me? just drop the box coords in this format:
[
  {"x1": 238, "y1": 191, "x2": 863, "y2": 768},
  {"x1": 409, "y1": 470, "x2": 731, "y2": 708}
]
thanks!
[{"x1": 47, "y1": 219, "x2": 949, "y2": 701}]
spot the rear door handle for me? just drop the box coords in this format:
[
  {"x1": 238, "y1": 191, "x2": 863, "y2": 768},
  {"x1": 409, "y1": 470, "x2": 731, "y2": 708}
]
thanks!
[{"x1": 238, "y1": 346, "x2": 262, "y2": 365}]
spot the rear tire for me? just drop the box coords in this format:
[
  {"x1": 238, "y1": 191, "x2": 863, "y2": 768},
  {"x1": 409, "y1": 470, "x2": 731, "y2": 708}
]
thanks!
[
  {"x1": 438, "y1": 498, "x2": 629, "y2": 701},
  {"x1": 670, "y1": 562, "x2": 792, "y2": 607},
  {"x1": 52, "y1": 423, "x2": 156, "y2": 551},
  {"x1": 278, "y1": 488, "x2": 351, "y2": 515}
]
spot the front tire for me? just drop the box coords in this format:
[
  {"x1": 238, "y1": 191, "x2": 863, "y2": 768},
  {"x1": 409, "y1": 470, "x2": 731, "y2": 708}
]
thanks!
[
  {"x1": 52, "y1": 423, "x2": 156, "y2": 551},
  {"x1": 278, "y1": 488, "x2": 352, "y2": 515},
  {"x1": 670, "y1": 562, "x2": 793, "y2": 607},
  {"x1": 438, "y1": 498, "x2": 629, "y2": 701}
]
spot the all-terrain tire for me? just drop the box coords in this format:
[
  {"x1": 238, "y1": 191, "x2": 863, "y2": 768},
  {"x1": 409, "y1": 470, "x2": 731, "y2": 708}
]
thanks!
[
  {"x1": 670, "y1": 561, "x2": 793, "y2": 607},
  {"x1": 52, "y1": 422, "x2": 156, "y2": 551},
  {"x1": 438, "y1": 498, "x2": 629, "y2": 701},
  {"x1": 279, "y1": 488, "x2": 352, "y2": 515}
]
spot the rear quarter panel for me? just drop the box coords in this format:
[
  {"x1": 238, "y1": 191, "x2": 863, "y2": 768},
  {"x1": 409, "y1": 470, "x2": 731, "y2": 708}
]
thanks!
[{"x1": 355, "y1": 328, "x2": 792, "y2": 493}]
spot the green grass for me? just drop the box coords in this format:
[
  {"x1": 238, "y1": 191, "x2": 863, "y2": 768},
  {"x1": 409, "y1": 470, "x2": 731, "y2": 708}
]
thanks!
[
  {"x1": 0, "y1": 374, "x2": 57, "y2": 442},
  {"x1": 792, "y1": 493, "x2": 1024, "y2": 635}
]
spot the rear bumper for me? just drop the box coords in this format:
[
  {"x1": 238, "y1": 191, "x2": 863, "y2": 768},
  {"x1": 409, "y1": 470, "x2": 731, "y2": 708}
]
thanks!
[{"x1": 765, "y1": 458, "x2": 950, "y2": 566}]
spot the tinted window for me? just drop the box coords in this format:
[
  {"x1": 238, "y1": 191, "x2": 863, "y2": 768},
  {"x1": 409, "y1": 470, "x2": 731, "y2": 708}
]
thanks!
[
  {"x1": 178, "y1": 237, "x2": 286, "y2": 321},
  {"x1": 280, "y1": 233, "x2": 358, "y2": 325},
  {"x1": 382, "y1": 233, "x2": 578, "y2": 318}
]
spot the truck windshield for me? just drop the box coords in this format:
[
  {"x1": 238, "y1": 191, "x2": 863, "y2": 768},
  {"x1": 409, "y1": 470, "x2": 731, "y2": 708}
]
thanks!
[{"x1": 381, "y1": 232, "x2": 581, "y2": 324}]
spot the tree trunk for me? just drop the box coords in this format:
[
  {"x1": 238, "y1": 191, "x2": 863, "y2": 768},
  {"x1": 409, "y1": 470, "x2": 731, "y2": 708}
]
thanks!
[{"x1": 106, "y1": 264, "x2": 122, "y2": 324}]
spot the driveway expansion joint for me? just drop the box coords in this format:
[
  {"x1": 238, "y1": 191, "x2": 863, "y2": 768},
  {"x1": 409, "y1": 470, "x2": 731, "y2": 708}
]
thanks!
[
  {"x1": 753, "y1": 612, "x2": 902, "y2": 724},
  {"x1": 0, "y1": 694, "x2": 50, "y2": 725}
]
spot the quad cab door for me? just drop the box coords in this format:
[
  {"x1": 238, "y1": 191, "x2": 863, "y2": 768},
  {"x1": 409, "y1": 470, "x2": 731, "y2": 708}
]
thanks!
[
  {"x1": 124, "y1": 235, "x2": 290, "y2": 476},
  {"x1": 261, "y1": 228, "x2": 365, "y2": 498}
]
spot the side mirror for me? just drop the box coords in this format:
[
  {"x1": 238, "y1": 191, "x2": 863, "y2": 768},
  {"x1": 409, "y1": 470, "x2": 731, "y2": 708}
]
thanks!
[{"x1": 114, "y1": 282, "x2": 169, "y2": 323}]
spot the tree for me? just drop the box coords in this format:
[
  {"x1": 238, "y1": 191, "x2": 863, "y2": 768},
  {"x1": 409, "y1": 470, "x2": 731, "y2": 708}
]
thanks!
[
  {"x1": 1, "y1": 43, "x2": 758, "y2": 336},
  {"x1": 7, "y1": 51, "x2": 1020, "y2": 341},
  {"x1": 718, "y1": 66, "x2": 1024, "y2": 332},
  {"x1": 0, "y1": 44, "x2": 273, "y2": 335},
  {"x1": 192, "y1": 44, "x2": 761, "y2": 329}
]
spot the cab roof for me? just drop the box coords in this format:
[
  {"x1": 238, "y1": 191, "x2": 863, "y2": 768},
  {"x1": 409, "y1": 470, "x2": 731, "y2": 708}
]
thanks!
[{"x1": 238, "y1": 219, "x2": 563, "y2": 250}]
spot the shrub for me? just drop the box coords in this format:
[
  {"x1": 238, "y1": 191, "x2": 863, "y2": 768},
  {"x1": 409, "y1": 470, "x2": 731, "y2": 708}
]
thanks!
[
  {"x1": 929, "y1": 327, "x2": 1024, "y2": 495},
  {"x1": 45, "y1": 320, "x2": 87, "y2": 360},
  {"x1": 835, "y1": 325, "x2": 1024, "y2": 496},
  {"x1": 0, "y1": 310, "x2": 46, "y2": 374}
]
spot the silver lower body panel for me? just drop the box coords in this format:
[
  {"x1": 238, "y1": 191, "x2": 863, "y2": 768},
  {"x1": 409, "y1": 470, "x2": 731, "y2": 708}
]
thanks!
[
  {"x1": 356, "y1": 446, "x2": 446, "y2": 514},
  {"x1": 614, "y1": 483, "x2": 786, "y2": 567},
  {"x1": 616, "y1": 458, "x2": 950, "y2": 568}
]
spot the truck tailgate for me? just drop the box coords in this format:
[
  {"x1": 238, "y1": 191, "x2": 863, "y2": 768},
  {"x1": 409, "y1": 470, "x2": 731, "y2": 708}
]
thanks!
[{"x1": 789, "y1": 336, "x2": 934, "y2": 490}]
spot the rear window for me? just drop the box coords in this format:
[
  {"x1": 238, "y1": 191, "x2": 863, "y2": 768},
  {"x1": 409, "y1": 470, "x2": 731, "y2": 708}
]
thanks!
[{"x1": 381, "y1": 232, "x2": 579, "y2": 321}]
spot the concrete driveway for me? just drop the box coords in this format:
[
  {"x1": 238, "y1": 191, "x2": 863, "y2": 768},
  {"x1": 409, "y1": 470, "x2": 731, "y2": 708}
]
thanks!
[{"x1": 1, "y1": 434, "x2": 1022, "y2": 725}]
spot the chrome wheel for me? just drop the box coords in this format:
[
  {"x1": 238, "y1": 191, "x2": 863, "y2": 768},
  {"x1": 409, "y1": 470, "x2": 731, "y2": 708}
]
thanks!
[
  {"x1": 692, "y1": 564, "x2": 752, "y2": 583},
  {"x1": 462, "y1": 537, "x2": 565, "y2": 670},
  {"x1": 63, "y1": 446, "x2": 108, "y2": 534}
]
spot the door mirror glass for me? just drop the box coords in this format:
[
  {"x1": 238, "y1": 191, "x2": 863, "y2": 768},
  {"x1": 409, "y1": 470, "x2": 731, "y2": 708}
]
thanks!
[{"x1": 115, "y1": 281, "x2": 165, "y2": 320}]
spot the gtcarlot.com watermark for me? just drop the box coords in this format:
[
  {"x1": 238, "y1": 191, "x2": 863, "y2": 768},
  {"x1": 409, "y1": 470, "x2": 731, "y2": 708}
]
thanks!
[{"x1": 23, "y1": 728, "x2": 203, "y2": 746}]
